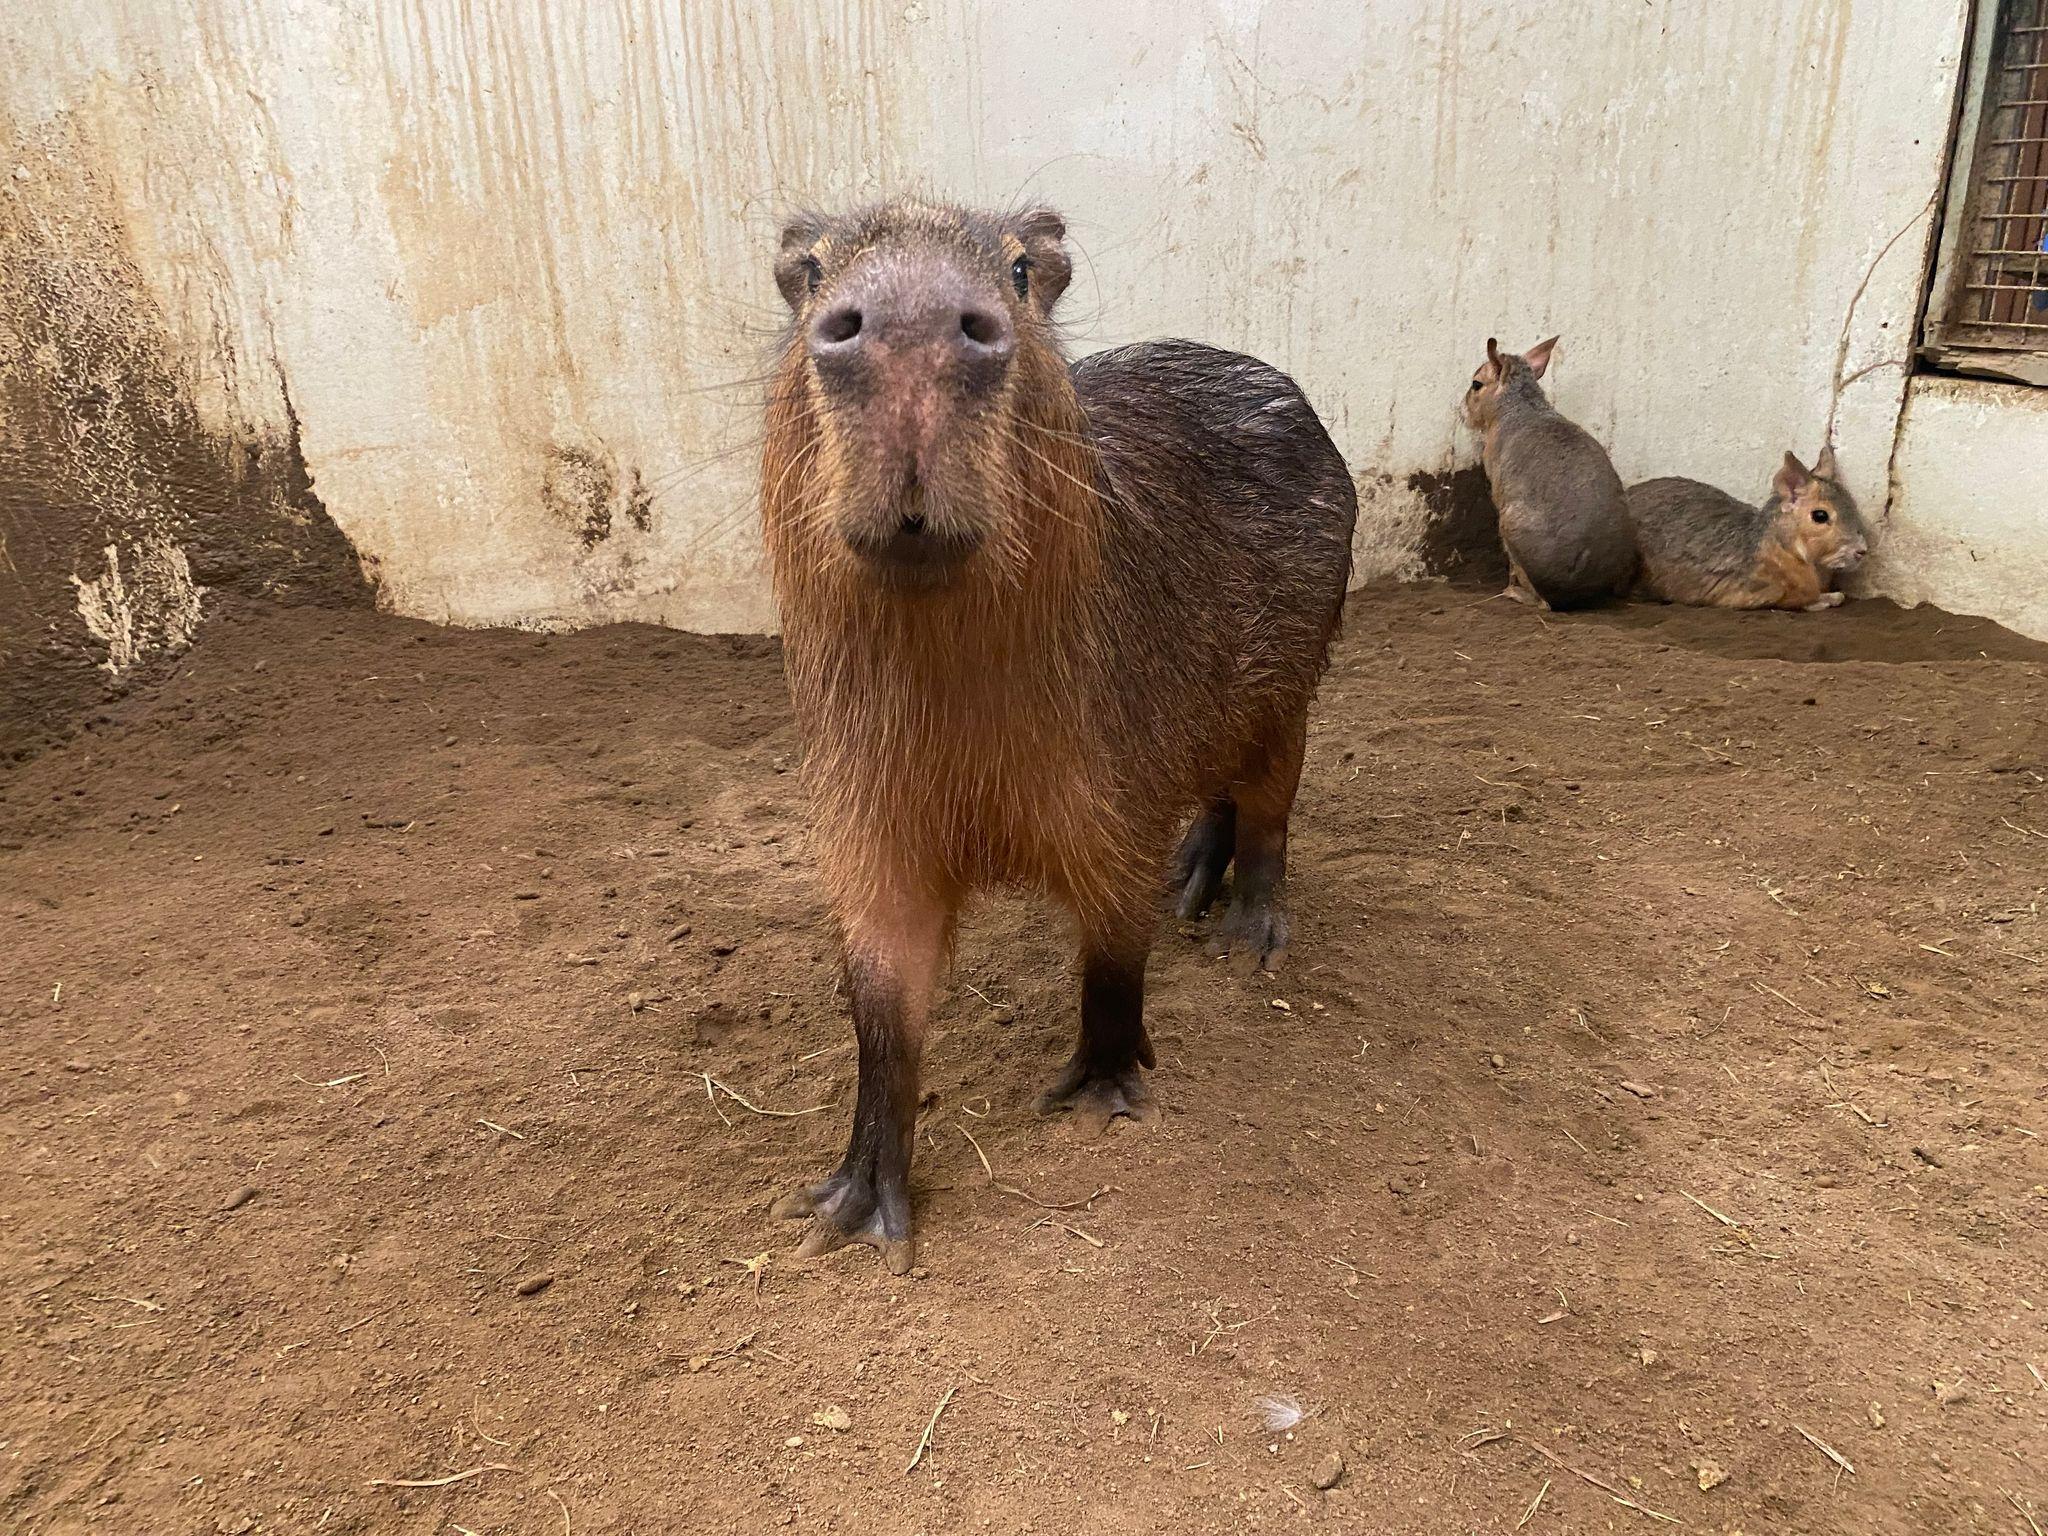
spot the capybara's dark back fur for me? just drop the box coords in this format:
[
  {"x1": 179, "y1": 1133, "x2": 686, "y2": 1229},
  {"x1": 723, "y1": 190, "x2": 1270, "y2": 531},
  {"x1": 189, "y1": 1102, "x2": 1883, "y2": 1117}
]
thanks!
[
  {"x1": 1073, "y1": 336, "x2": 1356, "y2": 799},
  {"x1": 760, "y1": 202, "x2": 1355, "y2": 929}
]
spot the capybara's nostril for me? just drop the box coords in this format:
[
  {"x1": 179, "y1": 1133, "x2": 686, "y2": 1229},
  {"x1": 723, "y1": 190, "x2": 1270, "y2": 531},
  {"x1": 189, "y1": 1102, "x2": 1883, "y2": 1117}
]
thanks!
[
  {"x1": 810, "y1": 304, "x2": 864, "y2": 356},
  {"x1": 958, "y1": 307, "x2": 1010, "y2": 353}
]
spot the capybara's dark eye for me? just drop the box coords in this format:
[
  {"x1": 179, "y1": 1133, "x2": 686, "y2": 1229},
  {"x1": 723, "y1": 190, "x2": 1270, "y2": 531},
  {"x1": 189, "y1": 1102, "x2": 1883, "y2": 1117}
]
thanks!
[
  {"x1": 802, "y1": 256, "x2": 823, "y2": 294},
  {"x1": 1811, "y1": 508, "x2": 1831, "y2": 524},
  {"x1": 1011, "y1": 255, "x2": 1030, "y2": 298}
]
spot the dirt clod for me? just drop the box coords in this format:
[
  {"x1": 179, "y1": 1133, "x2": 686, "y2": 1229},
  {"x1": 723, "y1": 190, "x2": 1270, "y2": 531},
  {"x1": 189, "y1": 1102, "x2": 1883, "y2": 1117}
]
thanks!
[
  {"x1": 220, "y1": 1185, "x2": 259, "y2": 1212},
  {"x1": 1311, "y1": 1450, "x2": 1345, "y2": 1490},
  {"x1": 513, "y1": 1271, "x2": 555, "y2": 1297}
]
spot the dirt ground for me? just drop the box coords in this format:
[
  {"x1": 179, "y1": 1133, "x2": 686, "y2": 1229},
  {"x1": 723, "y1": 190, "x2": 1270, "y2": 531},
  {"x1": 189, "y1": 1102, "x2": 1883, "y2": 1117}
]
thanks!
[{"x1": 3, "y1": 581, "x2": 2045, "y2": 1536}]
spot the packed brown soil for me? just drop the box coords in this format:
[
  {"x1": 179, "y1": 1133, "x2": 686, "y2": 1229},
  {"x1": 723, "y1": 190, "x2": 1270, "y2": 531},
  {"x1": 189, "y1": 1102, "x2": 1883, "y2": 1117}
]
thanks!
[{"x1": 3, "y1": 583, "x2": 2045, "y2": 1535}]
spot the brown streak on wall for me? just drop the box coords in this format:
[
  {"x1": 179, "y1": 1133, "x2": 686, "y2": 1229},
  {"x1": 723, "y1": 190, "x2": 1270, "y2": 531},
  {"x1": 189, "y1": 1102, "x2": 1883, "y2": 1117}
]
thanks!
[{"x1": 0, "y1": 115, "x2": 369, "y2": 762}]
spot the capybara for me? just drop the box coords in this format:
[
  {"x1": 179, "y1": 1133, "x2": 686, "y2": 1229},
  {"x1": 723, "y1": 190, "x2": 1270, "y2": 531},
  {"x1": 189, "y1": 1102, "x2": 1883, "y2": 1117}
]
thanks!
[
  {"x1": 1628, "y1": 447, "x2": 1871, "y2": 610},
  {"x1": 757, "y1": 198, "x2": 1357, "y2": 1271},
  {"x1": 1461, "y1": 336, "x2": 1636, "y2": 609}
]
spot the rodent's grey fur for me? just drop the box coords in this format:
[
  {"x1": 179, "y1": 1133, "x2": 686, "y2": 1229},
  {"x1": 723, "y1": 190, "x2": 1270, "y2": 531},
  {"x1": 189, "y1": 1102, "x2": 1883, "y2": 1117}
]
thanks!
[
  {"x1": 1627, "y1": 450, "x2": 1871, "y2": 610},
  {"x1": 1462, "y1": 339, "x2": 1636, "y2": 609}
]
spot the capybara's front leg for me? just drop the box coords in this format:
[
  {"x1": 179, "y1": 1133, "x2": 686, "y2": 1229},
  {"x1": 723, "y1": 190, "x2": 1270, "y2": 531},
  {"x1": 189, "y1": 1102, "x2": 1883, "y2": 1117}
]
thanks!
[
  {"x1": 772, "y1": 898, "x2": 948, "y2": 1274},
  {"x1": 1040, "y1": 931, "x2": 1157, "y2": 1135}
]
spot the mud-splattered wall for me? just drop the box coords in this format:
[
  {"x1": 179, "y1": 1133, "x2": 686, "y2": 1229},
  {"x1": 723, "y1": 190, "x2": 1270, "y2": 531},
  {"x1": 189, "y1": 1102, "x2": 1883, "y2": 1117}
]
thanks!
[
  {"x1": 1, "y1": 71, "x2": 366, "y2": 755},
  {"x1": 1, "y1": 1, "x2": 1980, "y2": 681}
]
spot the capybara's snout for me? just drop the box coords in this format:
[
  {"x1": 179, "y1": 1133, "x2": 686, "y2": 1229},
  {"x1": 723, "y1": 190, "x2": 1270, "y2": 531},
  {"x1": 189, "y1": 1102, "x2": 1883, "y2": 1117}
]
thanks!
[
  {"x1": 807, "y1": 252, "x2": 1017, "y2": 430},
  {"x1": 803, "y1": 251, "x2": 1022, "y2": 585}
]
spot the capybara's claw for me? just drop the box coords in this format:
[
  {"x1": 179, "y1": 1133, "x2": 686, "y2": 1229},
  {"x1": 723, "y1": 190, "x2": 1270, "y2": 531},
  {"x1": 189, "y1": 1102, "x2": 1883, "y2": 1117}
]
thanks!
[
  {"x1": 772, "y1": 1169, "x2": 915, "y2": 1274},
  {"x1": 1206, "y1": 893, "x2": 1291, "y2": 973},
  {"x1": 1039, "y1": 1057, "x2": 1157, "y2": 1137}
]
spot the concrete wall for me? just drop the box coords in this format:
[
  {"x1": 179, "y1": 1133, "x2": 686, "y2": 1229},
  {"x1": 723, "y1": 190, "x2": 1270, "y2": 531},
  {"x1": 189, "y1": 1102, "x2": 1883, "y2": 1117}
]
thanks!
[
  {"x1": 0, "y1": 1, "x2": 1993, "y2": 672},
  {"x1": 1871, "y1": 376, "x2": 2048, "y2": 639}
]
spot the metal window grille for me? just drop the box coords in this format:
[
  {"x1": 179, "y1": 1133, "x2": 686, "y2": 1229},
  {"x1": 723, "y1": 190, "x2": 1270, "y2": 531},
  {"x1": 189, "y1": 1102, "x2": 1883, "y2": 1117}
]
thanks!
[{"x1": 1923, "y1": 0, "x2": 2048, "y2": 384}]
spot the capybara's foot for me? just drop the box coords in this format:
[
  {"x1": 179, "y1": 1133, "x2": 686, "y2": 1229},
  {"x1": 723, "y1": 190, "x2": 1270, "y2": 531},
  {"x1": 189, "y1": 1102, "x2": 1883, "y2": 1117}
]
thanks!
[
  {"x1": 771, "y1": 1164, "x2": 915, "y2": 1274},
  {"x1": 1206, "y1": 889, "x2": 1291, "y2": 972},
  {"x1": 1038, "y1": 1053, "x2": 1157, "y2": 1137},
  {"x1": 1169, "y1": 801, "x2": 1236, "y2": 919}
]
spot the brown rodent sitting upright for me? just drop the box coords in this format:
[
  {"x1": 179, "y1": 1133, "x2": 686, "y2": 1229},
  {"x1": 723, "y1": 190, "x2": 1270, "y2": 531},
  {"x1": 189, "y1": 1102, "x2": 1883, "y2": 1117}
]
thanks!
[
  {"x1": 758, "y1": 199, "x2": 1357, "y2": 1271},
  {"x1": 1627, "y1": 448, "x2": 1871, "y2": 611},
  {"x1": 1461, "y1": 337, "x2": 1637, "y2": 609}
]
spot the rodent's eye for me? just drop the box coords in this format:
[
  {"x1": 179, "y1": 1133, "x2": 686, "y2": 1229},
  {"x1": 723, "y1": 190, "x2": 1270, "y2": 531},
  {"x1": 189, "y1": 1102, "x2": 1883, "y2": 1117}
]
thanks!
[
  {"x1": 1811, "y1": 508, "x2": 1831, "y2": 524},
  {"x1": 1469, "y1": 379, "x2": 1483, "y2": 392},
  {"x1": 801, "y1": 256, "x2": 823, "y2": 294},
  {"x1": 1011, "y1": 255, "x2": 1030, "y2": 299}
]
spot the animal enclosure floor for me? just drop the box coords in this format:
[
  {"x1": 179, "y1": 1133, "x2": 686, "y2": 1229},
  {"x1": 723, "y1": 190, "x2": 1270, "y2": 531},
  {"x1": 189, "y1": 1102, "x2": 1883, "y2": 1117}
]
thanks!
[{"x1": 3, "y1": 585, "x2": 2046, "y2": 1536}]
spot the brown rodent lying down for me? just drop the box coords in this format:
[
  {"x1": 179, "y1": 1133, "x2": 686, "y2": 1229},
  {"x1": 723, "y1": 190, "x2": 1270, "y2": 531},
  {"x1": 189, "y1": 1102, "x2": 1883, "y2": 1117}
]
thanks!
[
  {"x1": 1461, "y1": 336, "x2": 1637, "y2": 610},
  {"x1": 1628, "y1": 447, "x2": 1871, "y2": 611},
  {"x1": 757, "y1": 198, "x2": 1356, "y2": 1272}
]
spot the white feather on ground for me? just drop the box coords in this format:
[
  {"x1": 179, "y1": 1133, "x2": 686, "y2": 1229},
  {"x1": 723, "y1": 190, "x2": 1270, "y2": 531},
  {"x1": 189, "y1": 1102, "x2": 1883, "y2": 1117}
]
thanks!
[{"x1": 1255, "y1": 1393, "x2": 1306, "y2": 1433}]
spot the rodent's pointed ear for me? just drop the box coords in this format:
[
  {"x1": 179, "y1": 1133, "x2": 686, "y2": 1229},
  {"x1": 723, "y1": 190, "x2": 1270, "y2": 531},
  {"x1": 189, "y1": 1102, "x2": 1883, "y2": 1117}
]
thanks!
[
  {"x1": 1524, "y1": 336, "x2": 1559, "y2": 378},
  {"x1": 1485, "y1": 337, "x2": 1502, "y2": 372},
  {"x1": 1774, "y1": 451, "x2": 1811, "y2": 501},
  {"x1": 1812, "y1": 443, "x2": 1839, "y2": 482},
  {"x1": 773, "y1": 214, "x2": 828, "y2": 311},
  {"x1": 1016, "y1": 207, "x2": 1073, "y2": 312}
]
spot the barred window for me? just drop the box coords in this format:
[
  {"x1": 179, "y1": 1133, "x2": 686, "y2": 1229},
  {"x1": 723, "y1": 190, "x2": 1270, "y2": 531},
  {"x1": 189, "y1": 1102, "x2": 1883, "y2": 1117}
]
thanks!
[{"x1": 1923, "y1": 0, "x2": 2048, "y2": 384}]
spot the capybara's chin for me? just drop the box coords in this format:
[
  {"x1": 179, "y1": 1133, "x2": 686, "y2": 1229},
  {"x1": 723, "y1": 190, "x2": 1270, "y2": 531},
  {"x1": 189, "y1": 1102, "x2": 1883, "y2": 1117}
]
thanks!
[{"x1": 842, "y1": 521, "x2": 983, "y2": 590}]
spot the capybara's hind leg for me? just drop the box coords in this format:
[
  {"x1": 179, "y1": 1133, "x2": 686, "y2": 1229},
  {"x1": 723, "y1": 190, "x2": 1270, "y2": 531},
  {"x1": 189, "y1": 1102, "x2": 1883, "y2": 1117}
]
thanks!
[
  {"x1": 1040, "y1": 927, "x2": 1158, "y2": 1136},
  {"x1": 772, "y1": 895, "x2": 950, "y2": 1274},
  {"x1": 1168, "y1": 797, "x2": 1236, "y2": 919},
  {"x1": 1208, "y1": 717, "x2": 1305, "y2": 972}
]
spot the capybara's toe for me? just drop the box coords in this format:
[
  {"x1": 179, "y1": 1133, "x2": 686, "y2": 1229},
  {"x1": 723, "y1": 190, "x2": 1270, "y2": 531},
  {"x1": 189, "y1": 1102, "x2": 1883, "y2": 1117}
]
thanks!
[
  {"x1": 1039, "y1": 1057, "x2": 1156, "y2": 1137},
  {"x1": 1208, "y1": 894, "x2": 1291, "y2": 973},
  {"x1": 774, "y1": 1166, "x2": 915, "y2": 1272}
]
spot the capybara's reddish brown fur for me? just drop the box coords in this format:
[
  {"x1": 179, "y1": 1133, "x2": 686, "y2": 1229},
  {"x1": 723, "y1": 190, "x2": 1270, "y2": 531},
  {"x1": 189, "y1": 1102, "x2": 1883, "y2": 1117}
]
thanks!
[{"x1": 759, "y1": 199, "x2": 1356, "y2": 1270}]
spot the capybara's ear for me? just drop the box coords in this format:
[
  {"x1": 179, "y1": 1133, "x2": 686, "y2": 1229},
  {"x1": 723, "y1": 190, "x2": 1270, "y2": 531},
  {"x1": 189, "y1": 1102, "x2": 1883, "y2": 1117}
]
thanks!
[
  {"x1": 1524, "y1": 336, "x2": 1559, "y2": 378},
  {"x1": 1773, "y1": 451, "x2": 1811, "y2": 502},
  {"x1": 774, "y1": 214, "x2": 828, "y2": 311},
  {"x1": 1813, "y1": 443, "x2": 1840, "y2": 482},
  {"x1": 1016, "y1": 207, "x2": 1072, "y2": 313}
]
